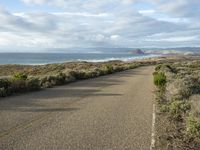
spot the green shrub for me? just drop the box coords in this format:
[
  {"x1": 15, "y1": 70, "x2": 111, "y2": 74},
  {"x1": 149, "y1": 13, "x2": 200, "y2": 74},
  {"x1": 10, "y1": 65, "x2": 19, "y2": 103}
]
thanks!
[
  {"x1": 71, "y1": 71, "x2": 88, "y2": 80},
  {"x1": 13, "y1": 72, "x2": 28, "y2": 80},
  {"x1": 178, "y1": 83, "x2": 192, "y2": 99},
  {"x1": 65, "y1": 74, "x2": 76, "y2": 83},
  {"x1": 187, "y1": 115, "x2": 200, "y2": 138},
  {"x1": 113, "y1": 66, "x2": 124, "y2": 72},
  {"x1": 0, "y1": 87, "x2": 8, "y2": 97},
  {"x1": 42, "y1": 81, "x2": 53, "y2": 88},
  {"x1": 155, "y1": 64, "x2": 162, "y2": 71},
  {"x1": 27, "y1": 78, "x2": 41, "y2": 91},
  {"x1": 153, "y1": 72, "x2": 167, "y2": 87},
  {"x1": 55, "y1": 73, "x2": 66, "y2": 85},
  {"x1": 0, "y1": 61, "x2": 146, "y2": 97},
  {"x1": 9, "y1": 73, "x2": 28, "y2": 93},
  {"x1": 167, "y1": 101, "x2": 191, "y2": 120},
  {"x1": 70, "y1": 70, "x2": 98, "y2": 80},
  {"x1": 103, "y1": 65, "x2": 114, "y2": 74},
  {"x1": 39, "y1": 76, "x2": 48, "y2": 87},
  {"x1": 39, "y1": 74, "x2": 66, "y2": 87},
  {"x1": 85, "y1": 71, "x2": 98, "y2": 78},
  {"x1": 48, "y1": 76, "x2": 58, "y2": 86},
  {"x1": 10, "y1": 79, "x2": 27, "y2": 93},
  {"x1": 0, "y1": 79, "x2": 11, "y2": 89},
  {"x1": 128, "y1": 64, "x2": 139, "y2": 69}
]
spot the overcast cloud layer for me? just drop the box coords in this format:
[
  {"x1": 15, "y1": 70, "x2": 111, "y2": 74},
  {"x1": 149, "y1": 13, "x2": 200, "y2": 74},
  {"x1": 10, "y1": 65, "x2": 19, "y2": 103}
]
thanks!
[{"x1": 0, "y1": 0, "x2": 199, "y2": 51}]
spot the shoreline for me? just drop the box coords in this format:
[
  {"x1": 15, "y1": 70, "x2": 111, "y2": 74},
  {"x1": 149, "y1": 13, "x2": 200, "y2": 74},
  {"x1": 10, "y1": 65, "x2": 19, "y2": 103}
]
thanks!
[
  {"x1": 0, "y1": 55, "x2": 199, "y2": 98},
  {"x1": 0, "y1": 53, "x2": 162, "y2": 66},
  {"x1": 0, "y1": 53, "x2": 196, "y2": 66},
  {"x1": 0, "y1": 55, "x2": 199, "y2": 76}
]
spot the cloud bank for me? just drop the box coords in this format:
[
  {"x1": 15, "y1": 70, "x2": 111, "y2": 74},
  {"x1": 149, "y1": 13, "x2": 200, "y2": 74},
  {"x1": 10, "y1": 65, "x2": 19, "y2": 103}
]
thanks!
[{"x1": 0, "y1": 0, "x2": 199, "y2": 51}]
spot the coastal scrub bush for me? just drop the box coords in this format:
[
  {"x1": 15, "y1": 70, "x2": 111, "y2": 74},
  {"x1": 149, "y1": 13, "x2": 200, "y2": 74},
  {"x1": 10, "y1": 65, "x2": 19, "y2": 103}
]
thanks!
[
  {"x1": 178, "y1": 81, "x2": 192, "y2": 99},
  {"x1": 54, "y1": 73, "x2": 66, "y2": 85},
  {"x1": 0, "y1": 79, "x2": 11, "y2": 89},
  {"x1": 153, "y1": 72, "x2": 167, "y2": 87},
  {"x1": 0, "y1": 79, "x2": 11, "y2": 97},
  {"x1": 70, "y1": 71, "x2": 88, "y2": 80},
  {"x1": 113, "y1": 66, "x2": 124, "y2": 72},
  {"x1": 187, "y1": 115, "x2": 200, "y2": 138},
  {"x1": 128, "y1": 63, "x2": 139, "y2": 69},
  {"x1": 0, "y1": 87, "x2": 8, "y2": 97},
  {"x1": 27, "y1": 78, "x2": 41, "y2": 91},
  {"x1": 10, "y1": 72, "x2": 28, "y2": 93},
  {"x1": 39, "y1": 76, "x2": 50, "y2": 88},
  {"x1": 103, "y1": 65, "x2": 114, "y2": 74},
  {"x1": 178, "y1": 75, "x2": 200, "y2": 99},
  {"x1": 155, "y1": 64, "x2": 162, "y2": 71},
  {"x1": 85, "y1": 71, "x2": 98, "y2": 78},
  {"x1": 42, "y1": 81, "x2": 53, "y2": 88},
  {"x1": 13, "y1": 72, "x2": 28, "y2": 80},
  {"x1": 65, "y1": 74, "x2": 76, "y2": 83},
  {"x1": 10, "y1": 79, "x2": 27, "y2": 93},
  {"x1": 167, "y1": 101, "x2": 191, "y2": 121}
]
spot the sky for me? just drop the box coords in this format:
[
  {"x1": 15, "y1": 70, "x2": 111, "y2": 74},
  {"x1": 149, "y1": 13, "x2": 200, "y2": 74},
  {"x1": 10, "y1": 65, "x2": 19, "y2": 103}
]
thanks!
[{"x1": 0, "y1": 0, "x2": 200, "y2": 52}]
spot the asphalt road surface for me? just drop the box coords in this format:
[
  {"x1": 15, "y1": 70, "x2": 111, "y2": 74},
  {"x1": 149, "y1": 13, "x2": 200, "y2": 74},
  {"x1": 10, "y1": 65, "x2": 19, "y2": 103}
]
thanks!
[{"x1": 0, "y1": 66, "x2": 154, "y2": 150}]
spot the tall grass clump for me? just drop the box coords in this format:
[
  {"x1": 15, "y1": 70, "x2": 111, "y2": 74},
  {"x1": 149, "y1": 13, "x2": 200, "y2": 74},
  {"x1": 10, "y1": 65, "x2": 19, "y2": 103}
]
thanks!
[
  {"x1": 187, "y1": 115, "x2": 200, "y2": 139},
  {"x1": 153, "y1": 72, "x2": 167, "y2": 87}
]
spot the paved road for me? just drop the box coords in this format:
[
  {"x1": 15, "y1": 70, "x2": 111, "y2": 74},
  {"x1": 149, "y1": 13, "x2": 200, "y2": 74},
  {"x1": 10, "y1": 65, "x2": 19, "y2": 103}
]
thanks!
[{"x1": 0, "y1": 66, "x2": 154, "y2": 150}]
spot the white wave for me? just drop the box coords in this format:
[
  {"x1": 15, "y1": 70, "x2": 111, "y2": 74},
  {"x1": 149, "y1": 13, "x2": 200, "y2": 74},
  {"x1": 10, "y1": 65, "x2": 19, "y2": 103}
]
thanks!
[{"x1": 76, "y1": 54, "x2": 162, "y2": 62}]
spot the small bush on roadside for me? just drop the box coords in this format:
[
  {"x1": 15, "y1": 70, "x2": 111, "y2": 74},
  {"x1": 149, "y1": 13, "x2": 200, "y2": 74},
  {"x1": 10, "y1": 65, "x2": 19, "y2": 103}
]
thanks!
[
  {"x1": 13, "y1": 72, "x2": 28, "y2": 80},
  {"x1": 187, "y1": 115, "x2": 200, "y2": 138},
  {"x1": 103, "y1": 65, "x2": 114, "y2": 74},
  {"x1": 113, "y1": 66, "x2": 124, "y2": 72},
  {"x1": 129, "y1": 64, "x2": 138, "y2": 69},
  {"x1": 0, "y1": 61, "x2": 144, "y2": 97},
  {"x1": 42, "y1": 81, "x2": 53, "y2": 88},
  {"x1": 65, "y1": 74, "x2": 76, "y2": 83},
  {"x1": 0, "y1": 87, "x2": 8, "y2": 97},
  {"x1": 72, "y1": 71, "x2": 88, "y2": 80},
  {"x1": 153, "y1": 72, "x2": 167, "y2": 87},
  {"x1": 10, "y1": 79, "x2": 27, "y2": 93},
  {"x1": 0, "y1": 79, "x2": 11, "y2": 89},
  {"x1": 178, "y1": 82, "x2": 192, "y2": 99},
  {"x1": 86, "y1": 71, "x2": 98, "y2": 78},
  {"x1": 167, "y1": 101, "x2": 191, "y2": 121},
  {"x1": 55, "y1": 73, "x2": 66, "y2": 85},
  {"x1": 10, "y1": 72, "x2": 28, "y2": 93},
  {"x1": 155, "y1": 64, "x2": 162, "y2": 71},
  {"x1": 27, "y1": 78, "x2": 41, "y2": 91}
]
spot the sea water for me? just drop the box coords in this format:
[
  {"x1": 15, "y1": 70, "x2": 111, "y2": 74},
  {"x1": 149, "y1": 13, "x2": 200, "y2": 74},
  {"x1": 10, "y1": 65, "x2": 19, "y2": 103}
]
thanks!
[{"x1": 0, "y1": 53, "x2": 160, "y2": 65}]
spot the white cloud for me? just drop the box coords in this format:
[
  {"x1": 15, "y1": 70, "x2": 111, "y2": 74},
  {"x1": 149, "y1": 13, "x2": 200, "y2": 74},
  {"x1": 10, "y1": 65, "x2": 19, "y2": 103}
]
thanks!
[
  {"x1": 139, "y1": 9, "x2": 155, "y2": 15},
  {"x1": 0, "y1": 0, "x2": 199, "y2": 51},
  {"x1": 52, "y1": 12, "x2": 110, "y2": 17},
  {"x1": 110, "y1": 35, "x2": 120, "y2": 41},
  {"x1": 146, "y1": 36, "x2": 198, "y2": 42},
  {"x1": 22, "y1": 0, "x2": 48, "y2": 5}
]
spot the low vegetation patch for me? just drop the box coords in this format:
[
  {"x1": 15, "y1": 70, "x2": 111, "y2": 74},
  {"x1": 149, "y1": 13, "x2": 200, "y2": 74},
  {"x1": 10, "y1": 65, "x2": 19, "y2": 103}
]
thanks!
[
  {"x1": 154, "y1": 60, "x2": 200, "y2": 150},
  {"x1": 187, "y1": 114, "x2": 200, "y2": 139},
  {"x1": 0, "y1": 61, "x2": 146, "y2": 98},
  {"x1": 153, "y1": 72, "x2": 166, "y2": 87}
]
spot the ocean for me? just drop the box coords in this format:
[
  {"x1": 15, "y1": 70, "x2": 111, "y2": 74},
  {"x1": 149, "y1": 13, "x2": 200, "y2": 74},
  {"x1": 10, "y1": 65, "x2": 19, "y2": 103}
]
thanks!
[{"x1": 0, "y1": 53, "x2": 160, "y2": 65}]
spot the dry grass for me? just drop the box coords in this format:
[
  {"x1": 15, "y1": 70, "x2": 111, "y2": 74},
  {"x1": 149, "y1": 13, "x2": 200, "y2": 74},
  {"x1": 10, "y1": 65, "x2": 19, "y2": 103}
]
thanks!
[{"x1": 154, "y1": 59, "x2": 200, "y2": 149}]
